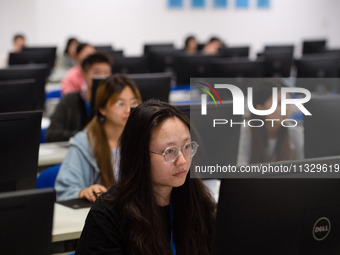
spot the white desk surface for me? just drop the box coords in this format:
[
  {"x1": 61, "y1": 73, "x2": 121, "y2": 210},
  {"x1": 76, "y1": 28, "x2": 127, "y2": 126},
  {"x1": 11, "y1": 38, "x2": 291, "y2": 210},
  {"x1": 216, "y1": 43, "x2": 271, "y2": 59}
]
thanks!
[
  {"x1": 51, "y1": 180, "x2": 219, "y2": 244},
  {"x1": 52, "y1": 203, "x2": 90, "y2": 243},
  {"x1": 38, "y1": 142, "x2": 69, "y2": 167}
]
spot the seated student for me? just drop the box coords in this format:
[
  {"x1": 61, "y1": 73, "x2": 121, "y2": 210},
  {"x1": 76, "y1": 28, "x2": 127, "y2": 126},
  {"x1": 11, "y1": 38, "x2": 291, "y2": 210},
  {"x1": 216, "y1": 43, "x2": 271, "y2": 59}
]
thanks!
[
  {"x1": 52, "y1": 37, "x2": 79, "y2": 81},
  {"x1": 76, "y1": 100, "x2": 216, "y2": 254},
  {"x1": 45, "y1": 52, "x2": 112, "y2": 142},
  {"x1": 202, "y1": 36, "x2": 224, "y2": 55},
  {"x1": 237, "y1": 79, "x2": 304, "y2": 165},
  {"x1": 0, "y1": 34, "x2": 26, "y2": 68},
  {"x1": 61, "y1": 42, "x2": 95, "y2": 95},
  {"x1": 63, "y1": 37, "x2": 79, "y2": 68},
  {"x1": 12, "y1": 33, "x2": 26, "y2": 53},
  {"x1": 184, "y1": 35, "x2": 198, "y2": 55},
  {"x1": 55, "y1": 74, "x2": 142, "y2": 202}
]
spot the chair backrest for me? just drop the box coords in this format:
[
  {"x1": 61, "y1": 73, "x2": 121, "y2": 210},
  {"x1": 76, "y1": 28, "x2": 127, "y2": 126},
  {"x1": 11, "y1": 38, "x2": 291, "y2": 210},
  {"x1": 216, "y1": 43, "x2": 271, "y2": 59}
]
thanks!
[{"x1": 36, "y1": 164, "x2": 61, "y2": 189}]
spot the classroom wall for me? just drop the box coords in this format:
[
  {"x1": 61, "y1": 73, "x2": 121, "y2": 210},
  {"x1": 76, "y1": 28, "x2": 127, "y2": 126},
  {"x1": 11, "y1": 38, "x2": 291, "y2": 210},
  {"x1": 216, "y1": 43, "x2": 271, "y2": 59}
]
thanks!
[{"x1": 1, "y1": 0, "x2": 340, "y2": 58}]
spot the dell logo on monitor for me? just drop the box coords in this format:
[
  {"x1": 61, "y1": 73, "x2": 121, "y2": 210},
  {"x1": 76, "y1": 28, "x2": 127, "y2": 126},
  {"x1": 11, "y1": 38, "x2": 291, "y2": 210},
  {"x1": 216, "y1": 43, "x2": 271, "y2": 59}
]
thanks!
[{"x1": 313, "y1": 217, "x2": 331, "y2": 241}]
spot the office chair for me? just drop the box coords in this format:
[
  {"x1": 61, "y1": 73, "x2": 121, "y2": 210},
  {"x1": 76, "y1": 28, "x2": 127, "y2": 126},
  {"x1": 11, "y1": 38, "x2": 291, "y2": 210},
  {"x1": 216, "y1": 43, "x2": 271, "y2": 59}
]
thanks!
[{"x1": 36, "y1": 164, "x2": 61, "y2": 189}]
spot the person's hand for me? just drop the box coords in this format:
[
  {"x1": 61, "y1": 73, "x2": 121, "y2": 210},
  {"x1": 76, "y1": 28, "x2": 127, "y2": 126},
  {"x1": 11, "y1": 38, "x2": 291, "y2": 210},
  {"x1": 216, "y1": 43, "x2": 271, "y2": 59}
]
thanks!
[{"x1": 79, "y1": 184, "x2": 107, "y2": 202}]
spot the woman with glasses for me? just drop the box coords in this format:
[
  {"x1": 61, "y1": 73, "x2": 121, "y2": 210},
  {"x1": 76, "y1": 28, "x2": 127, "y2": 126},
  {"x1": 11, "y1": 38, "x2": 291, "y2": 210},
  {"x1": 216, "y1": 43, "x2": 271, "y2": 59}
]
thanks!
[
  {"x1": 76, "y1": 100, "x2": 216, "y2": 254},
  {"x1": 55, "y1": 74, "x2": 142, "y2": 202}
]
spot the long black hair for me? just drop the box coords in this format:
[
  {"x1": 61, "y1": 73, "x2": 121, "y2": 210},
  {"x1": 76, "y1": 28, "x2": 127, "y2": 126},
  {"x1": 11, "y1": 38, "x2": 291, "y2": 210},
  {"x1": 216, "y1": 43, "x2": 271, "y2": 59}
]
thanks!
[{"x1": 102, "y1": 100, "x2": 216, "y2": 255}]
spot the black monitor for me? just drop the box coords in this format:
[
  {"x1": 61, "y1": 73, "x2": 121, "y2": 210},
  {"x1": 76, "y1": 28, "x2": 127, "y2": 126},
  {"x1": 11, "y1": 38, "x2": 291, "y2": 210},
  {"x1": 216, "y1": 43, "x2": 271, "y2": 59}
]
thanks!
[
  {"x1": 143, "y1": 43, "x2": 175, "y2": 55},
  {"x1": 0, "y1": 79, "x2": 45, "y2": 112},
  {"x1": 148, "y1": 49, "x2": 184, "y2": 73},
  {"x1": 106, "y1": 50, "x2": 124, "y2": 59},
  {"x1": 174, "y1": 54, "x2": 213, "y2": 85},
  {"x1": 218, "y1": 46, "x2": 250, "y2": 58},
  {"x1": 11, "y1": 47, "x2": 57, "y2": 72},
  {"x1": 112, "y1": 56, "x2": 149, "y2": 74},
  {"x1": 0, "y1": 111, "x2": 42, "y2": 192},
  {"x1": 264, "y1": 45, "x2": 294, "y2": 53},
  {"x1": 213, "y1": 155, "x2": 340, "y2": 255},
  {"x1": 128, "y1": 72, "x2": 172, "y2": 102},
  {"x1": 304, "y1": 94, "x2": 340, "y2": 158},
  {"x1": 90, "y1": 78, "x2": 105, "y2": 119},
  {"x1": 297, "y1": 55, "x2": 339, "y2": 78},
  {"x1": 211, "y1": 59, "x2": 265, "y2": 78},
  {"x1": 262, "y1": 50, "x2": 293, "y2": 77},
  {"x1": 176, "y1": 101, "x2": 241, "y2": 171},
  {"x1": 0, "y1": 64, "x2": 49, "y2": 109},
  {"x1": 302, "y1": 39, "x2": 327, "y2": 55},
  {"x1": 0, "y1": 188, "x2": 55, "y2": 255},
  {"x1": 94, "y1": 45, "x2": 113, "y2": 53},
  {"x1": 91, "y1": 73, "x2": 171, "y2": 118}
]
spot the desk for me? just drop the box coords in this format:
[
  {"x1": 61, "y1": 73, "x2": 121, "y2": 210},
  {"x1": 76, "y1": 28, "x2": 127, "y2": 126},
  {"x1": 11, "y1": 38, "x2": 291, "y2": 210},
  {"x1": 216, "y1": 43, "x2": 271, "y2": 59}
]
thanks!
[
  {"x1": 38, "y1": 142, "x2": 68, "y2": 168},
  {"x1": 52, "y1": 203, "x2": 90, "y2": 242},
  {"x1": 52, "y1": 203, "x2": 90, "y2": 253}
]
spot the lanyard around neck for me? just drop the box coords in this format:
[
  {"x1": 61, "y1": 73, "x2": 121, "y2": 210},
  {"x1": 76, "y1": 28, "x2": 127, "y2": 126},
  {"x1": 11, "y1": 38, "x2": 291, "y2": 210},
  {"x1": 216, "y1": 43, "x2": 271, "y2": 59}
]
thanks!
[{"x1": 170, "y1": 198, "x2": 176, "y2": 255}]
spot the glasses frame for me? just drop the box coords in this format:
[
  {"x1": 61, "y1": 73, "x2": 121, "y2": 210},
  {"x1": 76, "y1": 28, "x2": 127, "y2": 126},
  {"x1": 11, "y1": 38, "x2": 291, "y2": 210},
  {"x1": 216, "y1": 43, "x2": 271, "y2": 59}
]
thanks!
[{"x1": 150, "y1": 141, "x2": 199, "y2": 163}]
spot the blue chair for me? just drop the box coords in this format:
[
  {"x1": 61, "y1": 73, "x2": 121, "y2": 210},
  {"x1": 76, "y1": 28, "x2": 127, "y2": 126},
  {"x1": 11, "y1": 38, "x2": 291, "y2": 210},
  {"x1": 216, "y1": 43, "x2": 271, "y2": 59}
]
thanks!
[
  {"x1": 36, "y1": 164, "x2": 61, "y2": 189},
  {"x1": 45, "y1": 89, "x2": 62, "y2": 100}
]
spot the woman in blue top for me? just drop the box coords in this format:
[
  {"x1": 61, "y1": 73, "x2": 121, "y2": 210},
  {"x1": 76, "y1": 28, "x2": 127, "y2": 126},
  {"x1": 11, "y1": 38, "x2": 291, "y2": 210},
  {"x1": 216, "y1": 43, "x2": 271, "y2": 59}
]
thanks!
[{"x1": 55, "y1": 74, "x2": 142, "y2": 202}]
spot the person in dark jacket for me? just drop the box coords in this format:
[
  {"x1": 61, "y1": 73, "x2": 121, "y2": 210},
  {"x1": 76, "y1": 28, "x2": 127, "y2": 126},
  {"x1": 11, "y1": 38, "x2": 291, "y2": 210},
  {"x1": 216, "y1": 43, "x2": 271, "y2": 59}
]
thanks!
[
  {"x1": 76, "y1": 100, "x2": 216, "y2": 255},
  {"x1": 45, "y1": 53, "x2": 112, "y2": 142}
]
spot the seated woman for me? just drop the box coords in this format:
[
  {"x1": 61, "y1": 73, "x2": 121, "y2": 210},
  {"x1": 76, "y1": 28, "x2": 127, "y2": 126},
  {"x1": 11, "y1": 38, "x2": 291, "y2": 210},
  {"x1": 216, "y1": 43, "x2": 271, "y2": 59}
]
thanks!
[
  {"x1": 237, "y1": 79, "x2": 304, "y2": 165},
  {"x1": 55, "y1": 74, "x2": 142, "y2": 202},
  {"x1": 76, "y1": 100, "x2": 216, "y2": 254},
  {"x1": 184, "y1": 35, "x2": 198, "y2": 55}
]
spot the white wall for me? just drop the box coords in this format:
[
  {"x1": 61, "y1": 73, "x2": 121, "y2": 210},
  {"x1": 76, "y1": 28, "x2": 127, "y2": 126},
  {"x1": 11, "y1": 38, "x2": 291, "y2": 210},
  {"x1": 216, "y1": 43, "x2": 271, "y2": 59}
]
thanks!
[{"x1": 1, "y1": 0, "x2": 340, "y2": 57}]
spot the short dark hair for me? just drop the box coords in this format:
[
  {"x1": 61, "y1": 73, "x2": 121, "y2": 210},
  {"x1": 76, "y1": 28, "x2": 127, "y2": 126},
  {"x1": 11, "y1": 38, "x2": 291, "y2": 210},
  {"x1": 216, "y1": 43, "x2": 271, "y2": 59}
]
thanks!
[
  {"x1": 76, "y1": 42, "x2": 92, "y2": 56},
  {"x1": 13, "y1": 34, "x2": 25, "y2": 42},
  {"x1": 81, "y1": 52, "x2": 112, "y2": 73}
]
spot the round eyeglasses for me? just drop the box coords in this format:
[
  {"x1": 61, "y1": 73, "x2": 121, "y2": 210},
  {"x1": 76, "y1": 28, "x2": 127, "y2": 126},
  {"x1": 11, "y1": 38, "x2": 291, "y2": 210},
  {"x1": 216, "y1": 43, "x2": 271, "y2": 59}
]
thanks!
[{"x1": 150, "y1": 141, "x2": 199, "y2": 163}]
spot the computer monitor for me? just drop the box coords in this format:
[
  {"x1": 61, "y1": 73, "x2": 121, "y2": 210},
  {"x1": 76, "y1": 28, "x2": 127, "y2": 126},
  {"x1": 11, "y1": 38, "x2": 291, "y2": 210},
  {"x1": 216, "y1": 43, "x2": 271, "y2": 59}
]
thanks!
[
  {"x1": 148, "y1": 49, "x2": 184, "y2": 73},
  {"x1": 262, "y1": 50, "x2": 293, "y2": 77},
  {"x1": 11, "y1": 47, "x2": 57, "y2": 72},
  {"x1": 128, "y1": 72, "x2": 172, "y2": 102},
  {"x1": 296, "y1": 56, "x2": 340, "y2": 93},
  {"x1": 302, "y1": 39, "x2": 327, "y2": 55},
  {"x1": 111, "y1": 56, "x2": 149, "y2": 74},
  {"x1": 304, "y1": 94, "x2": 340, "y2": 158},
  {"x1": 106, "y1": 50, "x2": 124, "y2": 59},
  {"x1": 94, "y1": 45, "x2": 113, "y2": 53},
  {"x1": 213, "y1": 155, "x2": 340, "y2": 255},
  {"x1": 211, "y1": 59, "x2": 265, "y2": 78},
  {"x1": 0, "y1": 188, "x2": 55, "y2": 255},
  {"x1": 174, "y1": 54, "x2": 213, "y2": 85},
  {"x1": 176, "y1": 101, "x2": 241, "y2": 173},
  {"x1": 264, "y1": 45, "x2": 294, "y2": 54},
  {"x1": 0, "y1": 64, "x2": 49, "y2": 109},
  {"x1": 143, "y1": 43, "x2": 175, "y2": 55},
  {"x1": 0, "y1": 111, "x2": 42, "y2": 192},
  {"x1": 218, "y1": 46, "x2": 250, "y2": 59},
  {"x1": 297, "y1": 55, "x2": 339, "y2": 78},
  {"x1": 91, "y1": 73, "x2": 171, "y2": 118},
  {"x1": 0, "y1": 79, "x2": 45, "y2": 112}
]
